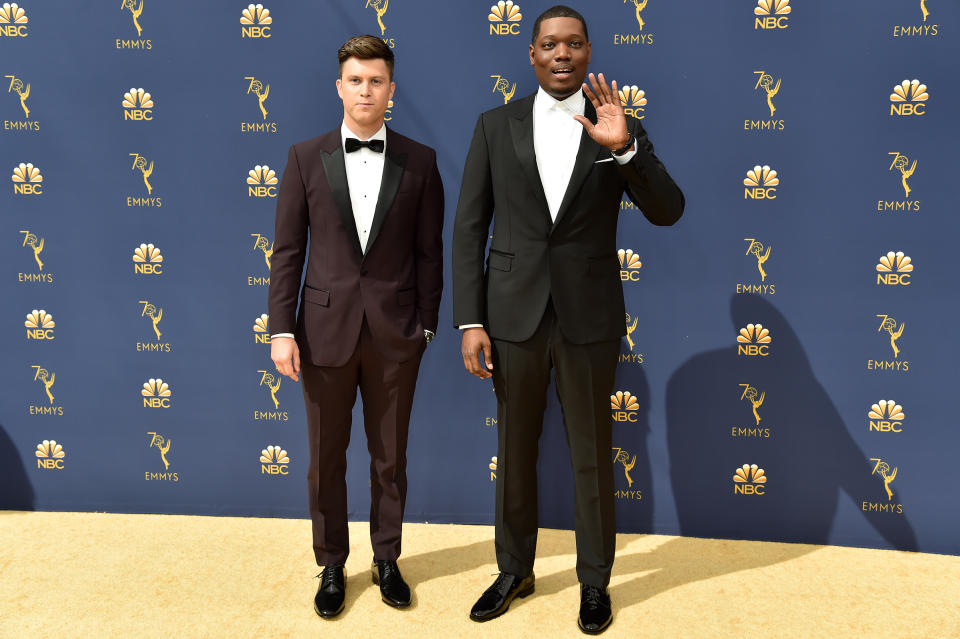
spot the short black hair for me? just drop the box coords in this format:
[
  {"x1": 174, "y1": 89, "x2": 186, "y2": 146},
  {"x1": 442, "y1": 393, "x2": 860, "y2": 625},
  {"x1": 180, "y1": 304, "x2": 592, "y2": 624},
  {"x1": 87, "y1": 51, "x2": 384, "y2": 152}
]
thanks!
[{"x1": 531, "y1": 5, "x2": 589, "y2": 45}]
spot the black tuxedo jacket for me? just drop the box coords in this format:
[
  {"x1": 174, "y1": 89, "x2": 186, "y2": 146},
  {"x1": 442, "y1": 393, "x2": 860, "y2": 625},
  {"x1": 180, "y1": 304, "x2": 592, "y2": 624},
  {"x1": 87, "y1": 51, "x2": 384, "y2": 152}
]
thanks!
[
  {"x1": 452, "y1": 92, "x2": 684, "y2": 344},
  {"x1": 269, "y1": 127, "x2": 444, "y2": 367}
]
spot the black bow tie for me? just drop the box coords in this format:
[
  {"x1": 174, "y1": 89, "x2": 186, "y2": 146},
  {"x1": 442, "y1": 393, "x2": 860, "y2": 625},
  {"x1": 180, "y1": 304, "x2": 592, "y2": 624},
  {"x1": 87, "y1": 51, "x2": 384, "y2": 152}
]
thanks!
[{"x1": 345, "y1": 138, "x2": 384, "y2": 153}]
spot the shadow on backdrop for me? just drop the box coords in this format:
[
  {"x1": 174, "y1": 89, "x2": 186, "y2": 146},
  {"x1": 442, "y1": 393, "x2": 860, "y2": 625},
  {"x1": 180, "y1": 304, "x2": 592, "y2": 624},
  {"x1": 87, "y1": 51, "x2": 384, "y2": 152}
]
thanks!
[
  {"x1": 0, "y1": 423, "x2": 35, "y2": 511},
  {"x1": 666, "y1": 294, "x2": 917, "y2": 550}
]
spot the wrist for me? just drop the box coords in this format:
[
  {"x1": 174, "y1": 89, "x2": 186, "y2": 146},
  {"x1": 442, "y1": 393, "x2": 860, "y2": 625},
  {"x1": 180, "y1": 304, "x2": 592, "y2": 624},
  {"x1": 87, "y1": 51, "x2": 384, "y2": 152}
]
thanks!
[{"x1": 610, "y1": 136, "x2": 635, "y2": 156}]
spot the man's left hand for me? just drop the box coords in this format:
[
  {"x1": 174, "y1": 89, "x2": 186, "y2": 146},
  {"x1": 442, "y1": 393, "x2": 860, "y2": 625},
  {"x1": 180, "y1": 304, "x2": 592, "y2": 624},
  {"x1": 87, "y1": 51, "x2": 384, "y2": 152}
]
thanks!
[{"x1": 574, "y1": 73, "x2": 631, "y2": 152}]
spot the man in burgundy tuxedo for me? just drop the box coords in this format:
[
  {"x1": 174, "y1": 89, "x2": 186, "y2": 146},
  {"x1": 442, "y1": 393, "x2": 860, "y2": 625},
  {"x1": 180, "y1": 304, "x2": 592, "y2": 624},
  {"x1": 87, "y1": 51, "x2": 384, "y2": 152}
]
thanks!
[{"x1": 268, "y1": 35, "x2": 444, "y2": 618}]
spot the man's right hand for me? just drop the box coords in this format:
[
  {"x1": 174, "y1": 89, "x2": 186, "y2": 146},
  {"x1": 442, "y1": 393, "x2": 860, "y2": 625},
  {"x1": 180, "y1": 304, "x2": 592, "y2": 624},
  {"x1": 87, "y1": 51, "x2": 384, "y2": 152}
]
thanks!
[
  {"x1": 271, "y1": 336, "x2": 301, "y2": 382},
  {"x1": 461, "y1": 327, "x2": 493, "y2": 379}
]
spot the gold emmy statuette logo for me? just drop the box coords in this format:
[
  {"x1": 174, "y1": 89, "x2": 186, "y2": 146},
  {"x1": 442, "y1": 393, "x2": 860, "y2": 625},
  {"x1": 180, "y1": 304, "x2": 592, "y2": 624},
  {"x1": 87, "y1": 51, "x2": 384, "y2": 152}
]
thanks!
[
  {"x1": 19, "y1": 230, "x2": 44, "y2": 270},
  {"x1": 890, "y1": 79, "x2": 928, "y2": 116},
  {"x1": 122, "y1": 87, "x2": 154, "y2": 121},
  {"x1": 129, "y1": 153, "x2": 154, "y2": 194},
  {"x1": 253, "y1": 314, "x2": 270, "y2": 344},
  {"x1": 25, "y1": 309, "x2": 55, "y2": 340},
  {"x1": 488, "y1": 1, "x2": 521, "y2": 36},
  {"x1": 625, "y1": 312, "x2": 639, "y2": 351},
  {"x1": 618, "y1": 85, "x2": 646, "y2": 120},
  {"x1": 247, "y1": 165, "x2": 277, "y2": 198},
  {"x1": 121, "y1": 0, "x2": 144, "y2": 36},
  {"x1": 260, "y1": 445, "x2": 290, "y2": 475},
  {"x1": 133, "y1": 243, "x2": 163, "y2": 275},
  {"x1": 888, "y1": 152, "x2": 917, "y2": 199},
  {"x1": 139, "y1": 300, "x2": 163, "y2": 339},
  {"x1": 0, "y1": 2, "x2": 28, "y2": 37},
  {"x1": 921, "y1": 0, "x2": 929, "y2": 22},
  {"x1": 876, "y1": 314, "x2": 905, "y2": 359},
  {"x1": 258, "y1": 370, "x2": 281, "y2": 409},
  {"x1": 5, "y1": 74, "x2": 30, "y2": 118},
  {"x1": 32, "y1": 365, "x2": 55, "y2": 404},
  {"x1": 739, "y1": 384, "x2": 765, "y2": 425},
  {"x1": 490, "y1": 75, "x2": 516, "y2": 105},
  {"x1": 611, "y1": 391, "x2": 639, "y2": 423},
  {"x1": 869, "y1": 400, "x2": 905, "y2": 433},
  {"x1": 142, "y1": 378, "x2": 171, "y2": 408},
  {"x1": 148, "y1": 431, "x2": 171, "y2": 470},
  {"x1": 612, "y1": 447, "x2": 637, "y2": 487},
  {"x1": 753, "y1": 71, "x2": 780, "y2": 117},
  {"x1": 737, "y1": 323, "x2": 771, "y2": 357},
  {"x1": 489, "y1": 456, "x2": 498, "y2": 481},
  {"x1": 744, "y1": 238, "x2": 771, "y2": 282},
  {"x1": 251, "y1": 233, "x2": 273, "y2": 271},
  {"x1": 733, "y1": 463, "x2": 767, "y2": 494},
  {"x1": 365, "y1": 0, "x2": 389, "y2": 35},
  {"x1": 754, "y1": 0, "x2": 790, "y2": 29},
  {"x1": 244, "y1": 76, "x2": 270, "y2": 120},
  {"x1": 876, "y1": 251, "x2": 913, "y2": 286},
  {"x1": 870, "y1": 458, "x2": 897, "y2": 501},
  {"x1": 241, "y1": 3, "x2": 272, "y2": 38},
  {"x1": 624, "y1": 0, "x2": 648, "y2": 30},
  {"x1": 12, "y1": 162, "x2": 42, "y2": 195},
  {"x1": 744, "y1": 165, "x2": 778, "y2": 199},
  {"x1": 35, "y1": 440, "x2": 65, "y2": 470},
  {"x1": 618, "y1": 249, "x2": 642, "y2": 282}
]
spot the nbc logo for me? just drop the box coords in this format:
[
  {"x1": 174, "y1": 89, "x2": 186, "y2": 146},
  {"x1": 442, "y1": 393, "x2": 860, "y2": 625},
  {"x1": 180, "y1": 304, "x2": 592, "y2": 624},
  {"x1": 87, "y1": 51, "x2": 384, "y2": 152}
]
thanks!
[
  {"x1": 12, "y1": 162, "x2": 42, "y2": 195},
  {"x1": 744, "y1": 165, "x2": 778, "y2": 199},
  {"x1": 754, "y1": 0, "x2": 790, "y2": 30},
  {"x1": 490, "y1": 75, "x2": 516, "y2": 105},
  {"x1": 142, "y1": 378, "x2": 171, "y2": 408},
  {"x1": 253, "y1": 314, "x2": 271, "y2": 344},
  {"x1": 25, "y1": 309, "x2": 54, "y2": 340},
  {"x1": 489, "y1": 456, "x2": 498, "y2": 481},
  {"x1": 488, "y1": 1, "x2": 521, "y2": 36},
  {"x1": 133, "y1": 243, "x2": 163, "y2": 275},
  {"x1": 737, "y1": 323, "x2": 771, "y2": 357},
  {"x1": 384, "y1": 98, "x2": 395, "y2": 122},
  {"x1": 890, "y1": 79, "x2": 928, "y2": 116},
  {"x1": 241, "y1": 3, "x2": 272, "y2": 38},
  {"x1": 122, "y1": 87, "x2": 154, "y2": 121},
  {"x1": 618, "y1": 85, "x2": 646, "y2": 120},
  {"x1": 876, "y1": 251, "x2": 913, "y2": 286},
  {"x1": 611, "y1": 391, "x2": 639, "y2": 423},
  {"x1": 247, "y1": 165, "x2": 277, "y2": 198},
  {"x1": 869, "y1": 400, "x2": 905, "y2": 433},
  {"x1": 35, "y1": 440, "x2": 64, "y2": 470},
  {"x1": 733, "y1": 464, "x2": 767, "y2": 495},
  {"x1": 0, "y1": 2, "x2": 28, "y2": 37},
  {"x1": 618, "y1": 249, "x2": 642, "y2": 281},
  {"x1": 260, "y1": 445, "x2": 290, "y2": 476}
]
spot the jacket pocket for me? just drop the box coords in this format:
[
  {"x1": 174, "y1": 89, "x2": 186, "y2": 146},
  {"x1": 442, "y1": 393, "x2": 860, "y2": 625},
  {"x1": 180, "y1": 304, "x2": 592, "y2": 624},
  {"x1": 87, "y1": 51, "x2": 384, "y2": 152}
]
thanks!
[
  {"x1": 487, "y1": 249, "x2": 513, "y2": 272},
  {"x1": 397, "y1": 288, "x2": 415, "y2": 306},
  {"x1": 302, "y1": 285, "x2": 330, "y2": 307}
]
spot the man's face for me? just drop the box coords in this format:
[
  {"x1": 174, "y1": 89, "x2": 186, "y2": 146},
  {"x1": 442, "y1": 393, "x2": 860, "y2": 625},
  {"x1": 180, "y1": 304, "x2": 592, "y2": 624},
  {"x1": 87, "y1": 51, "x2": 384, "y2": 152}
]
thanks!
[
  {"x1": 336, "y1": 57, "x2": 395, "y2": 132},
  {"x1": 529, "y1": 17, "x2": 591, "y2": 100}
]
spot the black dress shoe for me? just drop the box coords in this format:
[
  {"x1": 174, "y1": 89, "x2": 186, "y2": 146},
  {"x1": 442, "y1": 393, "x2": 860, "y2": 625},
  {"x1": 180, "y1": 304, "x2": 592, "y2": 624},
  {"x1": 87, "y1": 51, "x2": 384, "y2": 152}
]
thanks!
[
  {"x1": 313, "y1": 565, "x2": 345, "y2": 618},
  {"x1": 469, "y1": 572, "x2": 535, "y2": 622},
  {"x1": 577, "y1": 584, "x2": 612, "y2": 634},
  {"x1": 371, "y1": 560, "x2": 411, "y2": 608}
]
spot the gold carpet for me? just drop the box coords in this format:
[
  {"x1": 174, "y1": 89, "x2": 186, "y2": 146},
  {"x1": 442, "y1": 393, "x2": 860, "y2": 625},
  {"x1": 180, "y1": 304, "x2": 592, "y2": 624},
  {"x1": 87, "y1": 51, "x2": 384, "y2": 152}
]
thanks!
[{"x1": 1, "y1": 511, "x2": 958, "y2": 639}]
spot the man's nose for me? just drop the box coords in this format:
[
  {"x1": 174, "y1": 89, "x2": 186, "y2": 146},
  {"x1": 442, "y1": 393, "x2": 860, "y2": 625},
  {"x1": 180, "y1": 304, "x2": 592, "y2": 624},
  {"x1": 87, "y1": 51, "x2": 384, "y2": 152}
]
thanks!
[{"x1": 554, "y1": 44, "x2": 571, "y2": 60}]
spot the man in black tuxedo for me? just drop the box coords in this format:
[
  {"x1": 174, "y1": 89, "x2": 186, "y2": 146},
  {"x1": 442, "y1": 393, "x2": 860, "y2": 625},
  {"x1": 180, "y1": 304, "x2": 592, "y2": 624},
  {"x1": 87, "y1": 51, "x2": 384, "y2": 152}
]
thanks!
[{"x1": 452, "y1": 6, "x2": 683, "y2": 634}]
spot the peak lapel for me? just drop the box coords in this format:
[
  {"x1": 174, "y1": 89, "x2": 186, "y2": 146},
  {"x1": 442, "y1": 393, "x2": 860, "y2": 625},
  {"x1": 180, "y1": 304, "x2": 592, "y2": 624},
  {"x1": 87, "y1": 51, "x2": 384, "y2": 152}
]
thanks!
[
  {"x1": 551, "y1": 99, "x2": 605, "y2": 231},
  {"x1": 320, "y1": 144, "x2": 363, "y2": 257}
]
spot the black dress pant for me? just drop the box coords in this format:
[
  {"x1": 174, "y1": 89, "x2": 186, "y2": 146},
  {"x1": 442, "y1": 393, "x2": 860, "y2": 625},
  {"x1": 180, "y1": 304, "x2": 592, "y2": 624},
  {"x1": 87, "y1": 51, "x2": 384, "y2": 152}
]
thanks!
[{"x1": 491, "y1": 300, "x2": 619, "y2": 588}]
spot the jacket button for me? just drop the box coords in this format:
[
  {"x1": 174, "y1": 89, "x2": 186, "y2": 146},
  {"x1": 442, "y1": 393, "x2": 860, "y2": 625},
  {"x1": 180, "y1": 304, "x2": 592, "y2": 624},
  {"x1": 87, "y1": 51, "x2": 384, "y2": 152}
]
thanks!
[{"x1": 360, "y1": 268, "x2": 368, "y2": 276}]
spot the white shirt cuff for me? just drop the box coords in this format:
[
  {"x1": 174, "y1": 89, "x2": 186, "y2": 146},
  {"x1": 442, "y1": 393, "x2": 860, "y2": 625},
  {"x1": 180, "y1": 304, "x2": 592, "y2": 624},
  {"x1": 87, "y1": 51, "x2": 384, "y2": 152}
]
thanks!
[
  {"x1": 613, "y1": 144, "x2": 637, "y2": 165},
  {"x1": 270, "y1": 333, "x2": 295, "y2": 339},
  {"x1": 458, "y1": 324, "x2": 484, "y2": 330}
]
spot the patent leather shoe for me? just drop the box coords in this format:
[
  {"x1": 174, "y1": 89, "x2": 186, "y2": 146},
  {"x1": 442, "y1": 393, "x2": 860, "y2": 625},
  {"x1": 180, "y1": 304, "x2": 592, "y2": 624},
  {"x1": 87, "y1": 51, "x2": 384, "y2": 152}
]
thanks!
[
  {"x1": 469, "y1": 572, "x2": 535, "y2": 622},
  {"x1": 372, "y1": 560, "x2": 411, "y2": 608},
  {"x1": 577, "y1": 584, "x2": 612, "y2": 634},
  {"x1": 313, "y1": 565, "x2": 345, "y2": 618}
]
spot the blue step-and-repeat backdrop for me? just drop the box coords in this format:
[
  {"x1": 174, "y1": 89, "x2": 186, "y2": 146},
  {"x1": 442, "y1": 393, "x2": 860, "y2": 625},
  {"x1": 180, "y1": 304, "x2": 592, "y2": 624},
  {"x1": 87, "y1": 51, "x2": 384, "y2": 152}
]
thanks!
[{"x1": 2, "y1": 0, "x2": 958, "y2": 556}]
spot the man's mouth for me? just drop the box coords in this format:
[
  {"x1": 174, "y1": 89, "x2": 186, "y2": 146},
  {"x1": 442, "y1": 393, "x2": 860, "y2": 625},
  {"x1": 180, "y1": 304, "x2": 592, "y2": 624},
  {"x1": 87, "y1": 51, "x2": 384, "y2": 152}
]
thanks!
[{"x1": 551, "y1": 66, "x2": 574, "y2": 79}]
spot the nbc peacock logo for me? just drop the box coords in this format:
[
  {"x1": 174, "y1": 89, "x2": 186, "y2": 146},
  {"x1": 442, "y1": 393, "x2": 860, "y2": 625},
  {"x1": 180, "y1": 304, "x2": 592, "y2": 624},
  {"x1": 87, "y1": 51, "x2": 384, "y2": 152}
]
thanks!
[
  {"x1": 12, "y1": 162, "x2": 42, "y2": 195},
  {"x1": 737, "y1": 323, "x2": 771, "y2": 357},
  {"x1": 889, "y1": 79, "x2": 928, "y2": 117},
  {"x1": 35, "y1": 440, "x2": 65, "y2": 470},
  {"x1": 141, "y1": 378, "x2": 171, "y2": 408},
  {"x1": 618, "y1": 249, "x2": 642, "y2": 282},
  {"x1": 490, "y1": 75, "x2": 516, "y2": 105},
  {"x1": 247, "y1": 165, "x2": 277, "y2": 198},
  {"x1": 876, "y1": 251, "x2": 913, "y2": 286},
  {"x1": 744, "y1": 165, "x2": 778, "y2": 199},
  {"x1": 241, "y1": 3, "x2": 272, "y2": 38},
  {"x1": 253, "y1": 314, "x2": 270, "y2": 344},
  {"x1": 260, "y1": 445, "x2": 290, "y2": 476},
  {"x1": 733, "y1": 464, "x2": 767, "y2": 495},
  {"x1": 0, "y1": 2, "x2": 28, "y2": 37},
  {"x1": 122, "y1": 87, "x2": 154, "y2": 121},
  {"x1": 488, "y1": 1, "x2": 522, "y2": 36},
  {"x1": 754, "y1": 0, "x2": 790, "y2": 30},
  {"x1": 489, "y1": 456, "x2": 497, "y2": 482},
  {"x1": 869, "y1": 400, "x2": 905, "y2": 433},
  {"x1": 25, "y1": 309, "x2": 54, "y2": 340},
  {"x1": 618, "y1": 85, "x2": 646, "y2": 120},
  {"x1": 611, "y1": 391, "x2": 639, "y2": 423},
  {"x1": 133, "y1": 243, "x2": 163, "y2": 275}
]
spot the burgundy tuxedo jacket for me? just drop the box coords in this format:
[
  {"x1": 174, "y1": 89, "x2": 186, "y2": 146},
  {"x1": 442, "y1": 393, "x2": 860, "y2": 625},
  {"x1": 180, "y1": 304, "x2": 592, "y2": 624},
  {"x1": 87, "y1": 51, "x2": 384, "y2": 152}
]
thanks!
[{"x1": 269, "y1": 127, "x2": 444, "y2": 367}]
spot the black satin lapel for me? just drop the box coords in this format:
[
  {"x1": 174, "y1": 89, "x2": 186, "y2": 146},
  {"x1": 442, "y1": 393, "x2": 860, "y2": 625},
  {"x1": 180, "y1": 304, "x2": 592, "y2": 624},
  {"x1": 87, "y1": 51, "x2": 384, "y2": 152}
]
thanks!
[
  {"x1": 320, "y1": 147, "x2": 363, "y2": 256},
  {"x1": 509, "y1": 111, "x2": 551, "y2": 217},
  {"x1": 552, "y1": 100, "x2": 604, "y2": 229},
  {"x1": 365, "y1": 148, "x2": 406, "y2": 257}
]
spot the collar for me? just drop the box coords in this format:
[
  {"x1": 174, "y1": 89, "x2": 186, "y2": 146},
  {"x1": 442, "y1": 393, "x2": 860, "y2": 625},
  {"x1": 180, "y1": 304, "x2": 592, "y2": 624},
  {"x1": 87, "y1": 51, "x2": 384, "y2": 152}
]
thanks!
[
  {"x1": 534, "y1": 86, "x2": 585, "y2": 116},
  {"x1": 341, "y1": 122, "x2": 387, "y2": 149}
]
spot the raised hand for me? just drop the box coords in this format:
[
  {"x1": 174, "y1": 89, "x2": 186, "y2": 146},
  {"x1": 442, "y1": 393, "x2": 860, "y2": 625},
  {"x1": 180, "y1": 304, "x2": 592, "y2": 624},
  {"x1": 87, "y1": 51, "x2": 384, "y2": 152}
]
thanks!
[{"x1": 573, "y1": 73, "x2": 631, "y2": 152}]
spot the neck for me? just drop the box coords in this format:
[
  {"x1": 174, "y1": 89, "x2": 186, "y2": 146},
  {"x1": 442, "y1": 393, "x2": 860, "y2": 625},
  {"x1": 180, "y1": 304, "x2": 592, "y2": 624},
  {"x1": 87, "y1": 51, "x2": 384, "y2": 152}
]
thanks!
[
  {"x1": 343, "y1": 116, "x2": 383, "y2": 140},
  {"x1": 541, "y1": 86, "x2": 580, "y2": 101}
]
